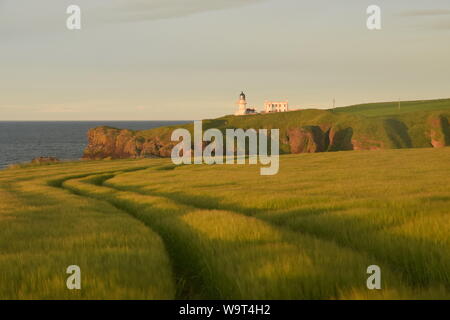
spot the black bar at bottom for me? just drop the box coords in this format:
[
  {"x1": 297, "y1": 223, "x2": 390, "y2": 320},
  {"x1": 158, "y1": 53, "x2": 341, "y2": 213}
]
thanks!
[{"x1": 0, "y1": 300, "x2": 447, "y2": 319}]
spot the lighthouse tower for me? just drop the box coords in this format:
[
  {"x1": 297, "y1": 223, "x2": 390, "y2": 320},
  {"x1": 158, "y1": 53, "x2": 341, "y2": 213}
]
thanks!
[{"x1": 235, "y1": 91, "x2": 248, "y2": 116}]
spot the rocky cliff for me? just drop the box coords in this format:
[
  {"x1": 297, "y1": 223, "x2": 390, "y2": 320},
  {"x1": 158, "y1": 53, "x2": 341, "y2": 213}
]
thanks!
[
  {"x1": 83, "y1": 126, "x2": 176, "y2": 160},
  {"x1": 83, "y1": 111, "x2": 450, "y2": 160},
  {"x1": 428, "y1": 115, "x2": 450, "y2": 148}
]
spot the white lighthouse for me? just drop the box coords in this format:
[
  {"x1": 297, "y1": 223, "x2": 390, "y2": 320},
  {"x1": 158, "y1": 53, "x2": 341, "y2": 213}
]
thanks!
[
  {"x1": 235, "y1": 91, "x2": 247, "y2": 115},
  {"x1": 235, "y1": 91, "x2": 256, "y2": 116}
]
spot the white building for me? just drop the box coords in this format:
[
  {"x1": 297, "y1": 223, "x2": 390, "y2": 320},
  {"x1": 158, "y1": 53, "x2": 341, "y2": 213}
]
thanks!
[
  {"x1": 264, "y1": 100, "x2": 289, "y2": 113},
  {"x1": 234, "y1": 92, "x2": 291, "y2": 115}
]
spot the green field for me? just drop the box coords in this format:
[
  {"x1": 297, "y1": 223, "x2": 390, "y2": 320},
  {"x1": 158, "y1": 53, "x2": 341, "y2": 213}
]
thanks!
[
  {"x1": 333, "y1": 98, "x2": 450, "y2": 117},
  {"x1": 1, "y1": 148, "x2": 449, "y2": 299}
]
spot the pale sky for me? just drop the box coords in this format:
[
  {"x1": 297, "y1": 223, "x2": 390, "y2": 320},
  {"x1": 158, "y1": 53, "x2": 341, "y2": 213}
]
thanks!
[{"x1": 1, "y1": 0, "x2": 449, "y2": 120}]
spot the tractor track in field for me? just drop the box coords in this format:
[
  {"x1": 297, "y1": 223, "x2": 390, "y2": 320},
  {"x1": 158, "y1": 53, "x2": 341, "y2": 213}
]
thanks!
[
  {"x1": 50, "y1": 165, "x2": 447, "y2": 296},
  {"x1": 51, "y1": 167, "x2": 212, "y2": 299},
  {"x1": 95, "y1": 170, "x2": 442, "y2": 290},
  {"x1": 92, "y1": 172, "x2": 398, "y2": 282}
]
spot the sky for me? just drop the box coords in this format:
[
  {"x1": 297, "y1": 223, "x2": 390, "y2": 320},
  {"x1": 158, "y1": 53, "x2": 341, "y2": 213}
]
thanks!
[{"x1": 1, "y1": 0, "x2": 449, "y2": 120}]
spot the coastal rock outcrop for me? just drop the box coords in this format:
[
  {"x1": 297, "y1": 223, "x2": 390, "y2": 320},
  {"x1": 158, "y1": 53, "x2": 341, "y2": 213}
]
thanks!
[
  {"x1": 428, "y1": 115, "x2": 450, "y2": 148},
  {"x1": 327, "y1": 126, "x2": 354, "y2": 151},
  {"x1": 287, "y1": 125, "x2": 354, "y2": 153},
  {"x1": 83, "y1": 127, "x2": 137, "y2": 159},
  {"x1": 288, "y1": 126, "x2": 326, "y2": 153},
  {"x1": 31, "y1": 157, "x2": 60, "y2": 164},
  {"x1": 82, "y1": 127, "x2": 175, "y2": 160}
]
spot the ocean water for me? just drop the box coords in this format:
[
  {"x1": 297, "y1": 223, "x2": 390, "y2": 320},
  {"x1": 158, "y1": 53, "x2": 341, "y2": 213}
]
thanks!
[{"x1": 0, "y1": 121, "x2": 190, "y2": 169}]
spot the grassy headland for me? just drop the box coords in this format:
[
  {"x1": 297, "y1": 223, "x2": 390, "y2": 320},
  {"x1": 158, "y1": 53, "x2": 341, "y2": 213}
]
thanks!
[
  {"x1": 83, "y1": 98, "x2": 450, "y2": 160},
  {"x1": 334, "y1": 98, "x2": 450, "y2": 117}
]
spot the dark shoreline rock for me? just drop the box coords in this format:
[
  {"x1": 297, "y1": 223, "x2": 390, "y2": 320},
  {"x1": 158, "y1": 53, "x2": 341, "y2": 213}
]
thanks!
[{"x1": 31, "y1": 157, "x2": 60, "y2": 164}]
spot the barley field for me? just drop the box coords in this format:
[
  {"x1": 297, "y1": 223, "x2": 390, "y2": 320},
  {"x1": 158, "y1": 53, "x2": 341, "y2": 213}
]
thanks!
[{"x1": 0, "y1": 148, "x2": 449, "y2": 299}]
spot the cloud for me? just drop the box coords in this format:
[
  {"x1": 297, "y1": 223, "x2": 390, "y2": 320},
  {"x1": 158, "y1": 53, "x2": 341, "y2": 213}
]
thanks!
[
  {"x1": 99, "y1": 0, "x2": 266, "y2": 22},
  {"x1": 399, "y1": 9, "x2": 450, "y2": 17},
  {"x1": 39, "y1": 106, "x2": 78, "y2": 113},
  {"x1": 0, "y1": 0, "x2": 268, "y2": 36},
  {"x1": 398, "y1": 8, "x2": 450, "y2": 30}
]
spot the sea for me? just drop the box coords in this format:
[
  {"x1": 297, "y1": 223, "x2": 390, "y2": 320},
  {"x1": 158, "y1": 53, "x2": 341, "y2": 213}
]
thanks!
[{"x1": 0, "y1": 121, "x2": 190, "y2": 169}]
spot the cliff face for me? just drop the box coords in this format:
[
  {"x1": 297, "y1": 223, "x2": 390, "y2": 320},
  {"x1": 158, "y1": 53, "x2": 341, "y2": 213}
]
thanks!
[
  {"x1": 82, "y1": 127, "x2": 176, "y2": 160},
  {"x1": 288, "y1": 126, "x2": 326, "y2": 153},
  {"x1": 428, "y1": 114, "x2": 450, "y2": 148},
  {"x1": 83, "y1": 112, "x2": 450, "y2": 160},
  {"x1": 287, "y1": 125, "x2": 356, "y2": 154}
]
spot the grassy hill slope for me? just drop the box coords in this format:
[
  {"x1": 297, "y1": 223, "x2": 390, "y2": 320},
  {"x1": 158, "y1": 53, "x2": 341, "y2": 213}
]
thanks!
[{"x1": 333, "y1": 98, "x2": 450, "y2": 117}]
